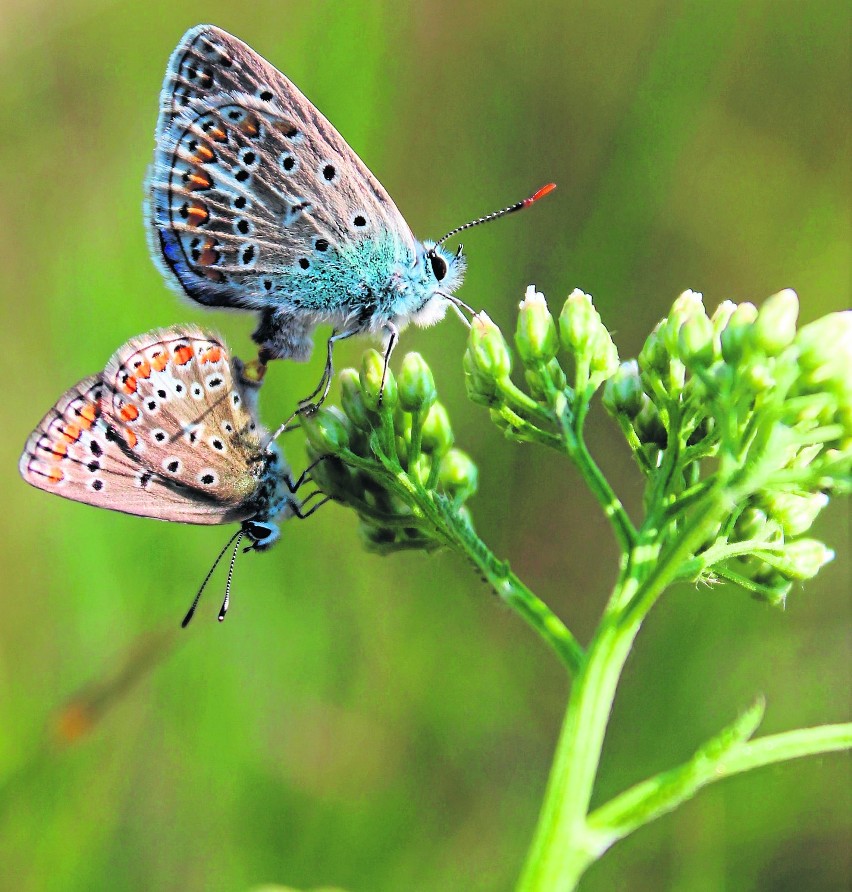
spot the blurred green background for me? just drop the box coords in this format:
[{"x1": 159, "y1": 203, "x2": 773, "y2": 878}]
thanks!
[{"x1": 0, "y1": 1, "x2": 848, "y2": 890}]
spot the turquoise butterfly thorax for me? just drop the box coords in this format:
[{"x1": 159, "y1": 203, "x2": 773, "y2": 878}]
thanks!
[{"x1": 146, "y1": 25, "x2": 553, "y2": 405}]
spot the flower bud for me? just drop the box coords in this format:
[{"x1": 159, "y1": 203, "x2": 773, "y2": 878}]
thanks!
[
  {"x1": 301, "y1": 407, "x2": 350, "y2": 454},
  {"x1": 793, "y1": 312, "x2": 852, "y2": 404},
  {"x1": 733, "y1": 507, "x2": 768, "y2": 542},
  {"x1": 309, "y1": 452, "x2": 362, "y2": 502},
  {"x1": 421, "y1": 402, "x2": 454, "y2": 456},
  {"x1": 766, "y1": 492, "x2": 829, "y2": 537},
  {"x1": 339, "y1": 368, "x2": 371, "y2": 431},
  {"x1": 795, "y1": 311, "x2": 852, "y2": 369},
  {"x1": 468, "y1": 312, "x2": 512, "y2": 381},
  {"x1": 780, "y1": 539, "x2": 835, "y2": 580},
  {"x1": 638, "y1": 322, "x2": 669, "y2": 376},
  {"x1": 516, "y1": 285, "x2": 559, "y2": 364},
  {"x1": 559, "y1": 289, "x2": 602, "y2": 357},
  {"x1": 664, "y1": 290, "x2": 705, "y2": 356},
  {"x1": 360, "y1": 523, "x2": 399, "y2": 550},
  {"x1": 720, "y1": 302, "x2": 758, "y2": 364},
  {"x1": 439, "y1": 449, "x2": 479, "y2": 501},
  {"x1": 678, "y1": 309, "x2": 715, "y2": 369},
  {"x1": 589, "y1": 330, "x2": 620, "y2": 379},
  {"x1": 710, "y1": 300, "x2": 738, "y2": 347},
  {"x1": 751, "y1": 289, "x2": 799, "y2": 356},
  {"x1": 603, "y1": 360, "x2": 644, "y2": 418},
  {"x1": 545, "y1": 357, "x2": 567, "y2": 391},
  {"x1": 397, "y1": 352, "x2": 437, "y2": 414},
  {"x1": 744, "y1": 360, "x2": 775, "y2": 393},
  {"x1": 750, "y1": 572, "x2": 793, "y2": 609},
  {"x1": 524, "y1": 357, "x2": 567, "y2": 400},
  {"x1": 634, "y1": 400, "x2": 667, "y2": 448},
  {"x1": 408, "y1": 453, "x2": 432, "y2": 487},
  {"x1": 463, "y1": 352, "x2": 500, "y2": 406},
  {"x1": 360, "y1": 349, "x2": 398, "y2": 411}
]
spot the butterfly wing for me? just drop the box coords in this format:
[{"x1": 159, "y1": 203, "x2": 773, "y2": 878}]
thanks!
[
  {"x1": 101, "y1": 324, "x2": 271, "y2": 511},
  {"x1": 19, "y1": 375, "x2": 243, "y2": 524},
  {"x1": 146, "y1": 25, "x2": 419, "y2": 339}
]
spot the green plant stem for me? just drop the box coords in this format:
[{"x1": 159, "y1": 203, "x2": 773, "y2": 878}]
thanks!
[
  {"x1": 517, "y1": 612, "x2": 640, "y2": 891},
  {"x1": 556, "y1": 400, "x2": 638, "y2": 551},
  {"x1": 517, "y1": 479, "x2": 741, "y2": 891},
  {"x1": 585, "y1": 722, "x2": 852, "y2": 855},
  {"x1": 337, "y1": 446, "x2": 586, "y2": 675},
  {"x1": 428, "y1": 495, "x2": 585, "y2": 676},
  {"x1": 622, "y1": 482, "x2": 730, "y2": 624},
  {"x1": 714, "y1": 723, "x2": 852, "y2": 773}
]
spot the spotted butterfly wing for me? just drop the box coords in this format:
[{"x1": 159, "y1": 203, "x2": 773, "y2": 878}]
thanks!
[
  {"x1": 101, "y1": 325, "x2": 269, "y2": 506},
  {"x1": 146, "y1": 25, "x2": 430, "y2": 361},
  {"x1": 20, "y1": 326, "x2": 282, "y2": 526}
]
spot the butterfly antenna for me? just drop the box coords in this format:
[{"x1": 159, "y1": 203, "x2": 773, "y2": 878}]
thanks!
[
  {"x1": 182, "y1": 529, "x2": 242, "y2": 628},
  {"x1": 218, "y1": 531, "x2": 245, "y2": 622},
  {"x1": 434, "y1": 183, "x2": 556, "y2": 247}
]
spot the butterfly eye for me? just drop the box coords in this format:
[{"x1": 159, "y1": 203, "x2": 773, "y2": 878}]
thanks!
[
  {"x1": 244, "y1": 521, "x2": 273, "y2": 541},
  {"x1": 429, "y1": 253, "x2": 448, "y2": 282}
]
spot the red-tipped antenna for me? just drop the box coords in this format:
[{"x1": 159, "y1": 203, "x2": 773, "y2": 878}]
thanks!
[
  {"x1": 434, "y1": 182, "x2": 557, "y2": 247},
  {"x1": 524, "y1": 182, "x2": 557, "y2": 206}
]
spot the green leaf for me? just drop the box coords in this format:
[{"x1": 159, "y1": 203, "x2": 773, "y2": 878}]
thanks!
[{"x1": 585, "y1": 698, "x2": 766, "y2": 852}]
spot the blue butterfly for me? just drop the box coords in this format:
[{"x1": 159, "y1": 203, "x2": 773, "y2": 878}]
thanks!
[{"x1": 146, "y1": 25, "x2": 554, "y2": 406}]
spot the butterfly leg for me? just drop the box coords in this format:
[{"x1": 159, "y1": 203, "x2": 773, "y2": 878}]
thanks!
[
  {"x1": 283, "y1": 455, "x2": 329, "y2": 494},
  {"x1": 291, "y1": 490, "x2": 332, "y2": 520},
  {"x1": 268, "y1": 328, "x2": 360, "y2": 443},
  {"x1": 378, "y1": 323, "x2": 399, "y2": 407},
  {"x1": 298, "y1": 327, "x2": 361, "y2": 414}
]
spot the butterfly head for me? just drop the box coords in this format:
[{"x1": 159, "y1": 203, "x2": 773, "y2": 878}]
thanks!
[
  {"x1": 237, "y1": 445, "x2": 296, "y2": 551},
  {"x1": 408, "y1": 184, "x2": 557, "y2": 328},
  {"x1": 242, "y1": 518, "x2": 280, "y2": 552},
  {"x1": 408, "y1": 241, "x2": 467, "y2": 327}
]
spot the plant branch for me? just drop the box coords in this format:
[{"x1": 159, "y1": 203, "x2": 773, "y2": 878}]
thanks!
[{"x1": 586, "y1": 719, "x2": 852, "y2": 855}]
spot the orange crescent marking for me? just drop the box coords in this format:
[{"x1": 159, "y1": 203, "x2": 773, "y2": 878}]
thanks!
[
  {"x1": 124, "y1": 428, "x2": 138, "y2": 449},
  {"x1": 174, "y1": 345, "x2": 194, "y2": 365},
  {"x1": 50, "y1": 441, "x2": 68, "y2": 458},
  {"x1": 62, "y1": 423, "x2": 82, "y2": 443},
  {"x1": 239, "y1": 114, "x2": 259, "y2": 137},
  {"x1": 120, "y1": 404, "x2": 140, "y2": 422},
  {"x1": 187, "y1": 171, "x2": 212, "y2": 191},
  {"x1": 187, "y1": 201, "x2": 210, "y2": 227},
  {"x1": 134, "y1": 359, "x2": 152, "y2": 379},
  {"x1": 198, "y1": 240, "x2": 220, "y2": 266},
  {"x1": 79, "y1": 403, "x2": 98, "y2": 425},
  {"x1": 194, "y1": 144, "x2": 214, "y2": 163},
  {"x1": 201, "y1": 345, "x2": 222, "y2": 364},
  {"x1": 122, "y1": 375, "x2": 138, "y2": 395},
  {"x1": 151, "y1": 351, "x2": 169, "y2": 372},
  {"x1": 47, "y1": 466, "x2": 64, "y2": 484}
]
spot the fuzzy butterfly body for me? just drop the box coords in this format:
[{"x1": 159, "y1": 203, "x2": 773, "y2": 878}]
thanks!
[
  {"x1": 20, "y1": 325, "x2": 297, "y2": 549},
  {"x1": 147, "y1": 25, "x2": 465, "y2": 365}
]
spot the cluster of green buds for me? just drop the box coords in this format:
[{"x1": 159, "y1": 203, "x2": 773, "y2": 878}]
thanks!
[
  {"x1": 300, "y1": 350, "x2": 478, "y2": 553},
  {"x1": 626, "y1": 289, "x2": 848, "y2": 603},
  {"x1": 464, "y1": 286, "x2": 619, "y2": 444},
  {"x1": 463, "y1": 284, "x2": 850, "y2": 606},
  {"x1": 616, "y1": 290, "x2": 849, "y2": 604}
]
